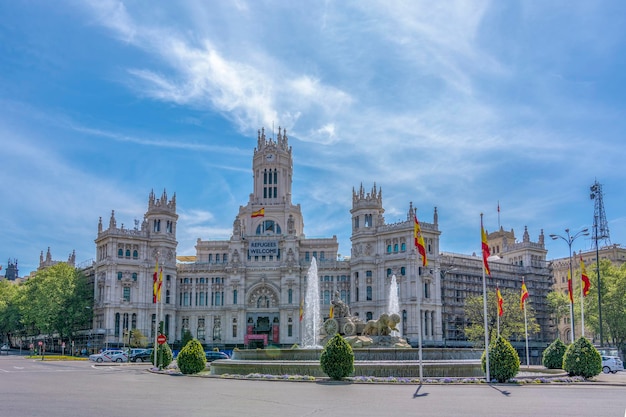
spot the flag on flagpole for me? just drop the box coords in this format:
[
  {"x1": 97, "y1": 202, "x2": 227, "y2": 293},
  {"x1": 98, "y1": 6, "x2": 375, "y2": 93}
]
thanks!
[
  {"x1": 481, "y1": 218, "x2": 491, "y2": 276},
  {"x1": 580, "y1": 256, "x2": 590, "y2": 297},
  {"x1": 520, "y1": 280, "x2": 529, "y2": 310},
  {"x1": 497, "y1": 287, "x2": 504, "y2": 317},
  {"x1": 157, "y1": 266, "x2": 163, "y2": 302},
  {"x1": 251, "y1": 208, "x2": 265, "y2": 218},
  {"x1": 567, "y1": 269, "x2": 574, "y2": 303},
  {"x1": 152, "y1": 258, "x2": 159, "y2": 303},
  {"x1": 299, "y1": 300, "x2": 304, "y2": 322},
  {"x1": 413, "y1": 213, "x2": 428, "y2": 266},
  {"x1": 329, "y1": 304, "x2": 334, "y2": 319}
]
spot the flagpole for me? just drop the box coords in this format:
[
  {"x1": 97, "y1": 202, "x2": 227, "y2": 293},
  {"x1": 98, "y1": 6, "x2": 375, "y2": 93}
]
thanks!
[
  {"x1": 480, "y1": 213, "x2": 490, "y2": 383},
  {"x1": 580, "y1": 263, "x2": 585, "y2": 338},
  {"x1": 413, "y1": 208, "x2": 426, "y2": 382},
  {"x1": 523, "y1": 297, "x2": 529, "y2": 368},
  {"x1": 496, "y1": 285, "x2": 500, "y2": 337},
  {"x1": 417, "y1": 265, "x2": 423, "y2": 382},
  {"x1": 568, "y1": 269, "x2": 575, "y2": 343},
  {"x1": 497, "y1": 201, "x2": 501, "y2": 231},
  {"x1": 159, "y1": 265, "x2": 164, "y2": 367},
  {"x1": 153, "y1": 255, "x2": 159, "y2": 369}
]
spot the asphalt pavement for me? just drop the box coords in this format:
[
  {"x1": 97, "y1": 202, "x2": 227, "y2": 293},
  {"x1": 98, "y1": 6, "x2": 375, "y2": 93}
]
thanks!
[{"x1": 0, "y1": 354, "x2": 625, "y2": 417}]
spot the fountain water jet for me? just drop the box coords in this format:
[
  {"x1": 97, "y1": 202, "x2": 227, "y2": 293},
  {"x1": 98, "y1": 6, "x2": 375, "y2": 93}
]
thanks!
[
  {"x1": 388, "y1": 275, "x2": 401, "y2": 337},
  {"x1": 302, "y1": 257, "x2": 321, "y2": 348}
]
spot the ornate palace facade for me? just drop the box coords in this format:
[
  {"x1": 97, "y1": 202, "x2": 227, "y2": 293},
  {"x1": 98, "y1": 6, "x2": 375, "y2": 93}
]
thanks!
[{"x1": 92, "y1": 128, "x2": 552, "y2": 350}]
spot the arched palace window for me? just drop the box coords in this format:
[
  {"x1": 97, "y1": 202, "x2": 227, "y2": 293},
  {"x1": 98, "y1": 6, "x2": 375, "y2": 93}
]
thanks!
[{"x1": 255, "y1": 220, "x2": 281, "y2": 235}]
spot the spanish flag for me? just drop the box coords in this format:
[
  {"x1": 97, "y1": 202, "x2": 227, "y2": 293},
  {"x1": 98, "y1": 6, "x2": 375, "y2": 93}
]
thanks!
[
  {"x1": 567, "y1": 269, "x2": 574, "y2": 303},
  {"x1": 152, "y1": 258, "x2": 159, "y2": 303},
  {"x1": 299, "y1": 300, "x2": 304, "y2": 322},
  {"x1": 157, "y1": 267, "x2": 163, "y2": 302},
  {"x1": 413, "y1": 213, "x2": 427, "y2": 267},
  {"x1": 481, "y1": 217, "x2": 491, "y2": 276},
  {"x1": 520, "y1": 280, "x2": 529, "y2": 310},
  {"x1": 329, "y1": 304, "x2": 334, "y2": 319},
  {"x1": 580, "y1": 256, "x2": 590, "y2": 297},
  {"x1": 497, "y1": 286, "x2": 504, "y2": 317},
  {"x1": 251, "y1": 207, "x2": 265, "y2": 218}
]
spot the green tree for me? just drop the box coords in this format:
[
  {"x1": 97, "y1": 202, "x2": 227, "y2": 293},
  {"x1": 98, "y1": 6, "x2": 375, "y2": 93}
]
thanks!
[
  {"x1": 481, "y1": 335, "x2": 520, "y2": 383},
  {"x1": 130, "y1": 329, "x2": 148, "y2": 348},
  {"x1": 464, "y1": 288, "x2": 540, "y2": 347},
  {"x1": 583, "y1": 260, "x2": 626, "y2": 356},
  {"x1": 320, "y1": 334, "x2": 354, "y2": 380},
  {"x1": 563, "y1": 336, "x2": 601, "y2": 378},
  {"x1": 547, "y1": 290, "x2": 570, "y2": 333},
  {"x1": 151, "y1": 342, "x2": 173, "y2": 369},
  {"x1": 17, "y1": 263, "x2": 92, "y2": 340},
  {"x1": 542, "y1": 338, "x2": 567, "y2": 369},
  {"x1": 177, "y1": 339, "x2": 206, "y2": 375},
  {"x1": 0, "y1": 281, "x2": 22, "y2": 344}
]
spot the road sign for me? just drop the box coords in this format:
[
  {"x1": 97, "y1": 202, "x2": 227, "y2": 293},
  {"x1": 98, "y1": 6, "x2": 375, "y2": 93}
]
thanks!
[
  {"x1": 157, "y1": 334, "x2": 167, "y2": 345},
  {"x1": 38, "y1": 341, "x2": 43, "y2": 346}
]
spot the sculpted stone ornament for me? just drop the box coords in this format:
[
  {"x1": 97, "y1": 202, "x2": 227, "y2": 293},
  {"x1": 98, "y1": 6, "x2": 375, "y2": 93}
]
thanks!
[
  {"x1": 362, "y1": 313, "x2": 401, "y2": 336},
  {"x1": 321, "y1": 292, "x2": 410, "y2": 348}
]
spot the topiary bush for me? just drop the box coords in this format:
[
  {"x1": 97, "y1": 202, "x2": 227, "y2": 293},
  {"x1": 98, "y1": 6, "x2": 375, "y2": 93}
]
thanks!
[
  {"x1": 542, "y1": 339, "x2": 567, "y2": 369},
  {"x1": 151, "y1": 342, "x2": 173, "y2": 369},
  {"x1": 176, "y1": 339, "x2": 206, "y2": 375},
  {"x1": 481, "y1": 335, "x2": 520, "y2": 383},
  {"x1": 562, "y1": 336, "x2": 601, "y2": 378},
  {"x1": 320, "y1": 333, "x2": 354, "y2": 380}
]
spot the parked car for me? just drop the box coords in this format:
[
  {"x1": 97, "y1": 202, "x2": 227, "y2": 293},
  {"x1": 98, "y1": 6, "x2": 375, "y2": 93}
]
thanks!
[
  {"x1": 129, "y1": 349, "x2": 153, "y2": 362},
  {"x1": 205, "y1": 351, "x2": 229, "y2": 362},
  {"x1": 89, "y1": 350, "x2": 128, "y2": 363},
  {"x1": 601, "y1": 356, "x2": 624, "y2": 374}
]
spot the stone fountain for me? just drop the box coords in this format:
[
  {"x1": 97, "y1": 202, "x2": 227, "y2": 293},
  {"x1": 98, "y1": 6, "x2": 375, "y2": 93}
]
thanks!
[{"x1": 210, "y1": 267, "x2": 483, "y2": 378}]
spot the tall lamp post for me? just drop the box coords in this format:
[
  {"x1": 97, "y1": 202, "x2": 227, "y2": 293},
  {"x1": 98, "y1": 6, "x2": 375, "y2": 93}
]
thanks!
[{"x1": 550, "y1": 228, "x2": 589, "y2": 343}]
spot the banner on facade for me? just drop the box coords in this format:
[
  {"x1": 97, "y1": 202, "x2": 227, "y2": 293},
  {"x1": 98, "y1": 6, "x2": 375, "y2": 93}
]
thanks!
[{"x1": 248, "y1": 241, "x2": 278, "y2": 257}]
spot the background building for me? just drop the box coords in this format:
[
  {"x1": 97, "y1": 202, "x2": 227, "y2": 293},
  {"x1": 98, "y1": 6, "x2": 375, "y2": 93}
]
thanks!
[{"x1": 551, "y1": 245, "x2": 626, "y2": 343}]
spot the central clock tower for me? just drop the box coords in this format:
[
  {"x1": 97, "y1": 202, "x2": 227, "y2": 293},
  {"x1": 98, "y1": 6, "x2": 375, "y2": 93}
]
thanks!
[{"x1": 234, "y1": 127, "x2": 304, "y2": 238}]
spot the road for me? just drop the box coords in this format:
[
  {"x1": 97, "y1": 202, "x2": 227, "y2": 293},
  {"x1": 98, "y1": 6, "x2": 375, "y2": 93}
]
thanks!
[{"x1": 0, "y1": 355, "x2": 625, "y2": 417}]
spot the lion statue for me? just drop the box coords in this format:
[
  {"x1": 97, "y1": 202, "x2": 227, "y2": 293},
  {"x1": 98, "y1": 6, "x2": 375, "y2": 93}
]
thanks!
[{"x1": 362, "y1": 313, "x2": 401, "y2": 336}]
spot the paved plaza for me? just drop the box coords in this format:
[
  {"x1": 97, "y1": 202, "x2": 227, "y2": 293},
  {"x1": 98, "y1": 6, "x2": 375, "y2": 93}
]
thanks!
[{"x1": 0, "y1": 355, "x2": 625, "y2": 417}]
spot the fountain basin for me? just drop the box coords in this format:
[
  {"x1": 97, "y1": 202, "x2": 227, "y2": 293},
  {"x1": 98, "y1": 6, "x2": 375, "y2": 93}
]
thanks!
[
  {"x1": 210, "y1": 359, "x2": 482, "y2": 378},
  {"x1": 210, "y1": 348, "x2": 484, "y2": 378},
  {"x1": 231, "y1": 347, "x2": 482, "y2": 361}
]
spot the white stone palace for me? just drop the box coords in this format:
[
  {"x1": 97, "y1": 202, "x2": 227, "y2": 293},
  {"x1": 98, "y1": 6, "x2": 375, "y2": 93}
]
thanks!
[{"x1": 92, "y1": 127, "x2": 553, "y2": 350}]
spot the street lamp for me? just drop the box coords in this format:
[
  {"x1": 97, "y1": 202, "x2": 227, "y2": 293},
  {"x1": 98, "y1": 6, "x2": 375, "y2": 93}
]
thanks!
[{"x1": 550, "y1": 228, "x2": 589, "y2": 343}]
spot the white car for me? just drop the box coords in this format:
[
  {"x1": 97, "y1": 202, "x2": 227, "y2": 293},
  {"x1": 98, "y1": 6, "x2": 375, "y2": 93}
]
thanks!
[
  {"x1": 89, "y1": 350, "x2": 128, "y2": 363},
  {"x1": 601, "y1": 356, "x2": 624, "y2": 374}
]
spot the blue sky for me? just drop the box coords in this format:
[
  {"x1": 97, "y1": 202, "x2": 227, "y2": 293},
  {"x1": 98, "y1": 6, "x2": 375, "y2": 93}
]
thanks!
[{"x1": 1, "y1": 1, "x2": 625, "y2": 275}]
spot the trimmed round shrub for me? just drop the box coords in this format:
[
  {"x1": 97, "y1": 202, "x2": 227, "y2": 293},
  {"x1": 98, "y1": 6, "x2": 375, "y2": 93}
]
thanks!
[
  {"x1": 542, "y1": 339, "x2": 567, "y2": 369},
  {"x1": 562, "y1": 336, "x2": 601, "y2": 378},
  {"x1": 320, "y1": 333, "x2": 354, "y2": 380},
  {"x1": 481, "y1": 335, "x2": 520, "y2": 383},
  {"x1": 177, "y1": 339, "x2": 206, "y2": 375},
  {"x1": 151, "y1": 342, "x2": 173, "y2": 369}
]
